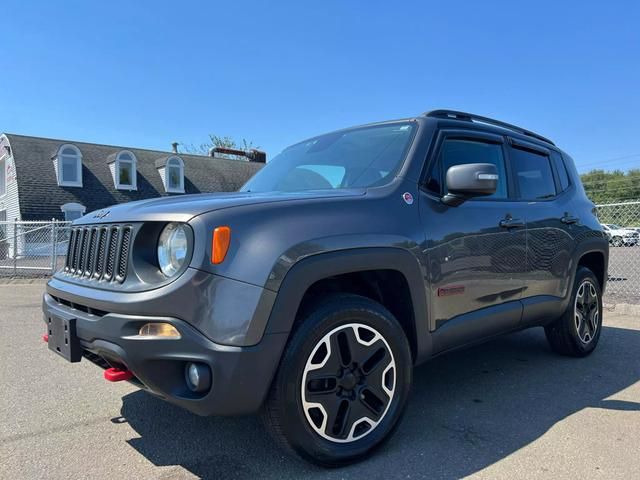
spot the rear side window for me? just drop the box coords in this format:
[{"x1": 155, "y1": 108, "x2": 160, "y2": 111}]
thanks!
[
  {"x1": 510, "y1": 147, "x2": 556, "y2": 200},
  {"x1": 426, "y1": 138, "x2": 508, "y2": 199},
  {"x1": 551, "y1": 151, "x2": 570, "y2": 191}
]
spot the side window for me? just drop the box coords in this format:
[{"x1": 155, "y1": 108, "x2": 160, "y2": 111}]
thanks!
[
  {"x1": 551, "y1": 151, "x2": 570, "y2": 191},
  {"x1": 425, "y1": 138, "x2": 508, "y2": 199},
  {"x1": 510, "y1": 147, "x2": 556, "y2": 200}
]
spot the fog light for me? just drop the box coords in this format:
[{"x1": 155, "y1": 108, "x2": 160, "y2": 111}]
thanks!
[
  {"x1": 138, "y1": 323, "x2": 181, "y2": 338},
  {"x1": 185, "y1": 362, "x2": 211, "y2": 393}
]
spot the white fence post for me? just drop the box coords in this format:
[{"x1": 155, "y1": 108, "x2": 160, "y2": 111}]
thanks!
[
  {"x1": 51, "y1": 219, "x2": 58, "y2": 273},
  {"x1": 12, "y1": 218, "x2": 17, "y2": 276}
]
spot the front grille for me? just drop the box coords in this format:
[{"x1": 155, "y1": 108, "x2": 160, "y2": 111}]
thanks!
[
  {"x1": 49, "y1": 295, "x2": 107, "y2": 317},
  {"x1": 64, "y1": 225, "x2": 133, "y2": 283}
]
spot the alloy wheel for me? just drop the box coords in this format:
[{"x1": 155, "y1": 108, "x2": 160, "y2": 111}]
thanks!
[
  {"x1": 301, "y1": 323, "x2": 396, "y2": 443},
  {"x1": 574, "y1": 280, "x2": 599, "y2": 344}
]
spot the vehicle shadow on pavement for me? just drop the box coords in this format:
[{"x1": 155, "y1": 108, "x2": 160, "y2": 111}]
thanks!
[{"x1": 120, "y1": 325, "x2": 640, "y2": 479}]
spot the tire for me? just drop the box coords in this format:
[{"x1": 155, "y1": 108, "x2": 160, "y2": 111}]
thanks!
[
  {"x1": 262, "y1": 294, "x2": 412, "y2": 466},
  {"x1": 612, "y1": 236, "x2": 623, "y2": 247},
  {"x1": 544, "y1": 267, "x2": 603, "y2": 357}
]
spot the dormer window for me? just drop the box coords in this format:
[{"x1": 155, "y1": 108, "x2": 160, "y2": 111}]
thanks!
[
  {"x1": 114, "y1": 151, "x2": 137, "y2": 190},
  {"x1": 155, "y1": 156, "x2": 185, "y2": 193},
  {"x1": 55, "y1": 144, "x2": 82, "y2": 187},
  {"x1": 166, "y1": 157, "x2": 184, "y2": 192}
]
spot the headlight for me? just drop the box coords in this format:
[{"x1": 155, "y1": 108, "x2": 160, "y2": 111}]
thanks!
[{"x1": 157, "y1": 223, "x2": 189, "y2": 277}]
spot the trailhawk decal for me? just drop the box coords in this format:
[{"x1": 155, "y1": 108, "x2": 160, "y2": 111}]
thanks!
[{"x1": 437, "y1": 285, "x2": 465, "y2": 297}]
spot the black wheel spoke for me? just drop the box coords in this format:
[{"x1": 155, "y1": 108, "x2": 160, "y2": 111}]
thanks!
[
  {"x1": 321, "y1": 395, "x2": 350, "y2": 438},
  {"x1": 590, "y1": 311, "x2": 599, "y2": 333},
  {"x1": 583, "y1": 313, "x2": 593, "y2": 337},
  {"x1": 358, "y1": 387, "x2": 386, "y2": 419},
  {"x1": 361, "y1": 345, "x2": 387, "y2": 376},
  {"x1": 332, "y1": 329, "x2": 353, "y2": 367},
  {"x1": 578, "y1": 312, "x2": 588, "y2": 339},
  {"x1": 305, "y1": 371, "x2": 338, "y2": 398},
  {"x1": 584, "y1": 286, "x2": 592, "y2": 304}
]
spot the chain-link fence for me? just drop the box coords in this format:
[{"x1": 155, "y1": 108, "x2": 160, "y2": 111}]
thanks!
[
  {"x1": 595, "y1": 201, "x2": 640, "y2": 305},
  {"x1": 0, "y1": 207, "x2": 638, "y2": 304},
  {"x1": 0, "y1": 220, "x2": 72, "y2": 276}
]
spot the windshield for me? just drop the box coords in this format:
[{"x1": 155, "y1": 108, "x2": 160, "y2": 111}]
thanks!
[{"x1": 241, "y1": 122, "x2": 416, "y2": 193}]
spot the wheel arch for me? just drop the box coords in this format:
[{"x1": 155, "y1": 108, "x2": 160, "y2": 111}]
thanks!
[
  {"x1": 264, "y1": 247, "x2": 432, "y2": 364},
  {"x1": 571, "y1": 238, "x2": 609, "y2": 295}
]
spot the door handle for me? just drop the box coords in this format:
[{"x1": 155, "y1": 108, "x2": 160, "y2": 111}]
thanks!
[
  {"x1": 499, "y1": 217, "x2": 525, "y2": 229},
  {"x1": 561, "y1": 214, "x2": 579, "y2": 224}
]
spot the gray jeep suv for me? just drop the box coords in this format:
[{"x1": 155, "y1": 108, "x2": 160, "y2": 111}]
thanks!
[{"x1": 43, "y1": 110, "x2": 609, "y2": 466}]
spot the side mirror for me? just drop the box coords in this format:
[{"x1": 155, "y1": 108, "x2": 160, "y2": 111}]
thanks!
[{"x1": 442, "y1": 163, "x2": 498, "y2": 206}]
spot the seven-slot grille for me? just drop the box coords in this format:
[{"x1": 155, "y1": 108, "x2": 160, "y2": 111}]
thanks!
[{"x1": 65, "y1": 225, "x2": 133, "y2": 283}]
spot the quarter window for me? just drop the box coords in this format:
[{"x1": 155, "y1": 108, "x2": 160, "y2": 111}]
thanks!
[
  {"x1": 426, "y1": 138, "x2": 508, "y2": 199},
  {"x1": 551, "y1": 151, "x2": 570, "y2": 191},
  {"x1": 510, "y1": 147, "x2": 556, "y2": 200}
]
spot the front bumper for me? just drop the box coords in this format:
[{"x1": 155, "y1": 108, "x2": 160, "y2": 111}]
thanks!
[{"x1": 42, "y1": 277, "x2": 287, "y2": 416}]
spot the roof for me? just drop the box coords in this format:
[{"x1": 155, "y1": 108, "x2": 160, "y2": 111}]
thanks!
[{"x1": 2, "y1": 133, "x2": 263, "y2": 221}]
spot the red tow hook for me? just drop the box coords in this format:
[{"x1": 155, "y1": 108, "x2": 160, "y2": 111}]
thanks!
[
  {"x1": 42, "y1": 334, "x2": 49, "y2": 343},
  {"x1": 104, "y1": 367, "x2": 133, "y2": 382}
]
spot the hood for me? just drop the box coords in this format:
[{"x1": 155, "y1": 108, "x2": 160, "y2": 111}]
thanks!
[{"x1": 73, "y1": 189, "x2": 366, "y2": 225}]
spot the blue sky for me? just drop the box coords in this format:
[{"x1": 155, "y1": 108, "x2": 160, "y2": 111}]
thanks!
[{"x1": 2, "y1": 0, "x2": 639, "y2": 172}]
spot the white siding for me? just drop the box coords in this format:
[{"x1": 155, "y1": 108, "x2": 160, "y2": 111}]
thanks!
[
  {"x1": 0, "y1": 135, "x2": 24, "y2": 257},
  {"x1": 108, "y1": 162, "x2": 116, "y2": 185}
]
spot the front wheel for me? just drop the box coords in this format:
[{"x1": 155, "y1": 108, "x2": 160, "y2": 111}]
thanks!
[
  {"x1": 545, "y1": 267, "x2": 603, "y2": 357},
  {"x1": 262, "y1": 294, "x2": 412, "y2": 466}
]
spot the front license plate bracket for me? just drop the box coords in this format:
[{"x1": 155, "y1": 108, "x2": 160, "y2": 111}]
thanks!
[{"x1": 47, "y1": 315, "x2": 82, "y2": 363}]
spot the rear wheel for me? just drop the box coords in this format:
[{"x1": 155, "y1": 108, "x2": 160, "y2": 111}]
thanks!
[
  {"x1": 545, "y1": 267, "x2": 602, "y2": 357},
  {"x1": 262, "y1": 294, "x2": 412, "y2": 466},
  {"x1": 612, "y1": 236, "x2": 623, "y2": 247}
]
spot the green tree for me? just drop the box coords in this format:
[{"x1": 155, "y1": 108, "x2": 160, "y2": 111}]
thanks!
[
  {"x1": 179, "y1": 135, "x2": 259, "y2": 160},
  {"x1": 580, "y1": 169, "x2": 640, "y2": 205}
]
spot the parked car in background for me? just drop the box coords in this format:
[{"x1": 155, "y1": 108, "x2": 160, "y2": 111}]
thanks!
[{"x1": 601, "y1": 224, "x2": 639, "y2": 247}]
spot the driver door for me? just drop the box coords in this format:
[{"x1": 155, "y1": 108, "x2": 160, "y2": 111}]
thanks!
[{"x1": 419, "y1": 130, "x2": 527, "y2": 352}]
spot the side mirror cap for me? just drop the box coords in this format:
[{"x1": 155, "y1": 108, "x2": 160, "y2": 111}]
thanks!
[{"x1": 442, "y1": 163, "x2": 498, "y2": 206}]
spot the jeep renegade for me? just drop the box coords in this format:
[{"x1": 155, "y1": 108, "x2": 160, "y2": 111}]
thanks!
[{"x1": 43, "y1": 110, "x2": 609, "y2": 465}]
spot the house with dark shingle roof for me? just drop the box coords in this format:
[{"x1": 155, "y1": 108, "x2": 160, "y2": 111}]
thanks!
[{"x1": 0, "y1": 133, "x2": 264, "y2": 223}]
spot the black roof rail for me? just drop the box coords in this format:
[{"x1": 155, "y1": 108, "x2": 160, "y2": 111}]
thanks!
[{"x1": 424, "y1": 109, "x2": 555, "y2": 146}]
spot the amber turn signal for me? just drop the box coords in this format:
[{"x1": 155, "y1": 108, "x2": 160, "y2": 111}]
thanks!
[{"x1": 212, "y1": 226, "x2": 231, "y2": 264}]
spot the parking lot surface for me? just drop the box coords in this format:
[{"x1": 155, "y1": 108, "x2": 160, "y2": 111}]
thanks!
[
  {"x1": 1, "y1": 284, "x2": 639, "y2": 479},
  {"x1": 605, "y1": 246, "x2": 640, "y2": 304}
]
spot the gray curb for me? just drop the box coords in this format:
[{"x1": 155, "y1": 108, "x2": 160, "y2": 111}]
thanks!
[
  {"x1": 0, "y1": 278, "x2": 49, "y2": 286},
  {"x1": 604, "y1": 302, "x2": 640, "y2": 316}
]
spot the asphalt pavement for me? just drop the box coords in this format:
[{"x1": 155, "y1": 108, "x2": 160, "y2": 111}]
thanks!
[
  {"x1": 1, "y1": 284, "x2": 639, "y2": 479},
  {"x1": 605, "y1": 245, "x2": 640, "y2": 305}
]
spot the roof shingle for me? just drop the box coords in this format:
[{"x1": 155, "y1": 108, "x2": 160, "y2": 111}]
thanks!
[{"x1": 4, "y1": 133, "x2": 262, "y2": 221}]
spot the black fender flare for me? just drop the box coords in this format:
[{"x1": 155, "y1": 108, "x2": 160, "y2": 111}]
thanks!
[
  {"x1": 570, "y1": 237, "x2": 609, "y2": 296},
  {"x1": 263, "y1": 247, "x2": 432, "y2": 364}
]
